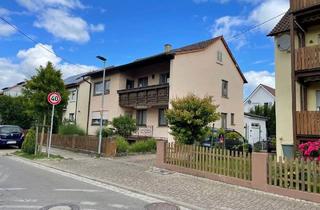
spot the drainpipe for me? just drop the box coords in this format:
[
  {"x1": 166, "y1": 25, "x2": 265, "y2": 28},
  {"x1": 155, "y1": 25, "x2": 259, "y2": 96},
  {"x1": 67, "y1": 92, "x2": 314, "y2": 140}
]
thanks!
[
  {"x1": 74, "y1": 86, "x2": 79, "y2": 124},
  {"x1": 82, "y1": 76, "x2": 92, "y2": 135}
]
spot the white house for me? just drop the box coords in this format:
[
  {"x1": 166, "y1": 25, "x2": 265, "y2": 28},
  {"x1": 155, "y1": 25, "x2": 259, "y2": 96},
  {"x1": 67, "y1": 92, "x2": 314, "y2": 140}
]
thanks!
[
  {"x1": 244, "y1": 84, "x2": 275, "y2": 113},
  {"x1": 244, "y1": 113, "x2": 268, "y2": 145},
  {"x1": 1, "y1": 82, "x2": 26, "y2": 97}
]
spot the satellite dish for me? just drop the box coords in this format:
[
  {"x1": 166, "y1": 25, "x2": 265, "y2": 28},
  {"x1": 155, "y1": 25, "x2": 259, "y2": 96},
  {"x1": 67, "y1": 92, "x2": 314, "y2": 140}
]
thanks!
[{"x1": 277, "y1": 34, "x2": 291, "y2": 51}]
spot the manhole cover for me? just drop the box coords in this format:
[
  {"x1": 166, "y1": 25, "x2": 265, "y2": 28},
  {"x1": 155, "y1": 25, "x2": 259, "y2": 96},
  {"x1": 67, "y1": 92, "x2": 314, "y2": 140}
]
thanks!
[
  {"x1": 39, "y1": 203, "x2": 80, "y2": 210},
  {"x1": 145, "y1": 202, "x2": 180, "y2": 210}
]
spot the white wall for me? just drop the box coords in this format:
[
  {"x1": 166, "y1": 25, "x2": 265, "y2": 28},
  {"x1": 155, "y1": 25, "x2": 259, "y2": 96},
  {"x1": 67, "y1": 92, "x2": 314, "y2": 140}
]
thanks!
[
  {"x1": 244, "y1": 86, "x2": 274, "y2": 113},
  {"x1": 3, "y1": 85, "x2": 24, "y2": 97},
  {"x1": 244, "y1": 116, "x2": 267, "y2": 145}
]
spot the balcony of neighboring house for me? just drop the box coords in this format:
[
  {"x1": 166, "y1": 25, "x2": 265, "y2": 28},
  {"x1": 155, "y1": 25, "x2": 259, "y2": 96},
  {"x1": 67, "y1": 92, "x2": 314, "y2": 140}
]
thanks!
[
  {"x1": 295, "y1": 44, "x2": 320, "y2": 72},
  {"x1": 291, "y1": 0, "x2": 320, "y2": 13},
  {"x1": 295, "y1": 80, "x2": 320, "y2": 141}
]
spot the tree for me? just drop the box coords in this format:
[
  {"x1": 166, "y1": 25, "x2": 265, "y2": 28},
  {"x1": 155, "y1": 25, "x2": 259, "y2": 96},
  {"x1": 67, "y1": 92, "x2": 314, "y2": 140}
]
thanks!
[
  {"x1": 112, "y1": 115, "x2": 137, "y2": 138},
  {"x1": 250, "y1": 103, "x2": 276, "y2": 137},
  {"x1": 23, "y1": 62, "x2": 69, "y2": 152},
  {"x1": 166, "y1": 95, "x2": 220, "y2": 145},
  {"x1": 0, "y1": 95, "x2": 33, "y2": 129}
]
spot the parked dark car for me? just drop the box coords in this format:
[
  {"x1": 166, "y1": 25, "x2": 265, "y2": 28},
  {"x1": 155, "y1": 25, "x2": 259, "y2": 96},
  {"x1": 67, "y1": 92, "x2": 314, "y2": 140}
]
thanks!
[
  {"x1": 202, "y1": 128, "x2": 252, "y2": 153},
  {"x1": 0, "y1": 125, "x2": 24, "y2": 148}
]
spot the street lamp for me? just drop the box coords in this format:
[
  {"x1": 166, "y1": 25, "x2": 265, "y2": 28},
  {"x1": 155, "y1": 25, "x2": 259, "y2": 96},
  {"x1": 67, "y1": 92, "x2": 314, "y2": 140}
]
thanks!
[{"x1": 96, "y1": 55, "x2": 107, "y2": 155}]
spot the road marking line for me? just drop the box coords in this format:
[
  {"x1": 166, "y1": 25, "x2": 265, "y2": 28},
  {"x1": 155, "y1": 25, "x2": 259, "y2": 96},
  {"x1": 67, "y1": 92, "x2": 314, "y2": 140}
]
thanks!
[
  {"x1": 54, "y1": 188, "x2": 103, "y2": 193},
  {"x1": 13, "y1": 199, "x2": 38, "y2": 203},
  {"x1": 0, "y1": 205, "x2": 41, "y2": 209},
  {"x1": 108, "y1": 204, "x2": 129, "y2": 209},
  {"x1": 0, "y1": 188, "x2": 25, "y2": 191},
  {"x1": 80, "y1": 201, "x2": 97, "y2": 206}
]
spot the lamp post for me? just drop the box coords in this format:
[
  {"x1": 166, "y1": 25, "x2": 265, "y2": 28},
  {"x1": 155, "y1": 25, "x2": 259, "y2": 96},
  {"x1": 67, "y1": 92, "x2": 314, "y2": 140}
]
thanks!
[{"x1": 96, "y1": 55, "x2": 107, "y2": 155}]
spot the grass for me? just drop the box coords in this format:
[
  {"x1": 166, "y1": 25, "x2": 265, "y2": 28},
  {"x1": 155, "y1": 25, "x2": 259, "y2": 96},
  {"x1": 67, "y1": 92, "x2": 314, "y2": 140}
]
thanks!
[{"x1": 14, "y1": 151, "x2": 64, "y2": 160}]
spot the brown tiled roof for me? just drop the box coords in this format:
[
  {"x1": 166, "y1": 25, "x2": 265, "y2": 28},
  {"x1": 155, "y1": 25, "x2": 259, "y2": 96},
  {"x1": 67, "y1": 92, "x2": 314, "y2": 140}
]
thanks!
[
  {"x1": 268, "y1": 12, "x2": 290, "y2": 36},
  {"x1": 173, "y1": 36, "x2": 222, "y2": 53},
  {"x1": 85, "y1": 36, "x2": 247, "y2": 83},
  {"x1": 261, "y1": 84, "x2": 275, "y2": 96}
]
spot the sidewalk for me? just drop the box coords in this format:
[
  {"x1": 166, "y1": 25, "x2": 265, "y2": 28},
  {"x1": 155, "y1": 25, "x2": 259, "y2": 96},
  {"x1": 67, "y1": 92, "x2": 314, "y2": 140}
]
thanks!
[{"x1": 31, "y1": 148, "x2": 320, "y2": 210}]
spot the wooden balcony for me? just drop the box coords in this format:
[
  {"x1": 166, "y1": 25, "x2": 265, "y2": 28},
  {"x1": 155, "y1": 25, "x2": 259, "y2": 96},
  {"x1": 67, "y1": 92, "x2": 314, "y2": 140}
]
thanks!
[
  {"x1": 118, "y1": 84, "x2": 169, "y2": 108},
  {"x1": 295, "y1": 45, "x2": 320, "y2": 72},
  {"x1": 291, "y1": 0, "x2": 320, "y2": 13},
  {"x1": 296, "y1": 111, "x2": 320, "y2": 136}
]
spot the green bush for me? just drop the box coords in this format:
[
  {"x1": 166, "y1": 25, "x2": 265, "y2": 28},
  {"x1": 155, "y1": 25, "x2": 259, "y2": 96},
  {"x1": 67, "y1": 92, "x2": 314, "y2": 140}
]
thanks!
[
  {"x1": 96, "y1": 127, "x2": 114, "y2": 138},
  {"x1": 115, "y1": 136, "x2": 129, "y2": 153},
  {"x1": 58, "y1": 123, "x2": 85, "y2": 136},
  {"x1": 22, "y1": 128, "x2": 36, "y2": 154},
  {"x1": 166, "y1": 95, "x2": 220, "y2": 145},
  {"x1": 128, "y1": 138, "x2": 157, "y2": 153},
  {"x1": 112, "y1": 115, "x2": 137, "y2": 137}
]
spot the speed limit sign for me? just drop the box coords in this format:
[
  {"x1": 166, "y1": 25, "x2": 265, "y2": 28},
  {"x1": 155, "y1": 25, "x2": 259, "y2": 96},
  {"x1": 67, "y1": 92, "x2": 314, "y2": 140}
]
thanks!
[
  {"x1": 47, "y1": 92, "x2": 62, "y2": 158},
  {"x1": 47, "y1": 92, "x2": 61, "y2": 105}
]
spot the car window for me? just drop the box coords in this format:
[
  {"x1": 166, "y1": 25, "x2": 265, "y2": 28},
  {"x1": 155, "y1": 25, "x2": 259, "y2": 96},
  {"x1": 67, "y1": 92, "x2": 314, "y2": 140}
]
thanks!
[{"x1": 0, "y1": 126, "x2": 22, "y2": 134}]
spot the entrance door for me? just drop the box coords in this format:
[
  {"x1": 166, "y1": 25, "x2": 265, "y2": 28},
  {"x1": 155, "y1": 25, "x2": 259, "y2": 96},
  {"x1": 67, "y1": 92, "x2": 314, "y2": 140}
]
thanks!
[{"x1": 249, "y1": 123, "x2": 261, "y2": 145}]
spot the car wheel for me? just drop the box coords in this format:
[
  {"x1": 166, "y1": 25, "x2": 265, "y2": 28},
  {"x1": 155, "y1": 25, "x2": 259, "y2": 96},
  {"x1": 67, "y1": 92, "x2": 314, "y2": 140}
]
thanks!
[{"x1": 17, "y1": 144, "x2": 22, "y2": 149}]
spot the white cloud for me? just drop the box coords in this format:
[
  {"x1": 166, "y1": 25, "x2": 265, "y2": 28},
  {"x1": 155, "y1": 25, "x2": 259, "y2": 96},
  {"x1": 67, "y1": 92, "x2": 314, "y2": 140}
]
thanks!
[
  {"x1": 210, "y1": 0, "x2": 289, "y2": 49},
  {"x1": 16, "y1": 0, "x2": 104, "y2": 43},
  {"x1": 89, "y1": 23, "x2": 105, "y2": 32},
  {"x1": 244, "y1": 70, "x2": 275, "y2": 95},
  {"x1": 16, "y1": 0, "x2": 85, "y2": 11},
  {"x1": 248, "y1": 0, "x2": 289, "y2": 32},
  {"x1": 0, "y1": 44, "x2": 96, "y2": 89},
  {"x1": 34, "y1": 8, "x2": 90, "y2": 43},
  {"x1": 0, "y1": 8, "x2": 16, "y2": 37},
  {"x1": 211, "y1": 16, "x2": 247, "y2": 49}
]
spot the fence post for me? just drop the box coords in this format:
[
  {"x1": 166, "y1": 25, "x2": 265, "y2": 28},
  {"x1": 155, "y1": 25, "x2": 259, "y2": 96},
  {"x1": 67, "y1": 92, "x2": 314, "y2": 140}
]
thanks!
[
  {"x1": 252, "y1": 152, "x2": 269, "y2": 190},
  {"x1": 156, "y1": 140, "x2": 167, "y2": 167}
]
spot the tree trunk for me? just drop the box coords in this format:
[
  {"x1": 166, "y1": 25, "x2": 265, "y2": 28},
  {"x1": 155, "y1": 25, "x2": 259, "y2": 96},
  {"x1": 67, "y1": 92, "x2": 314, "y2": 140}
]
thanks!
[{"x1": 38, "y1": 114, "x2": 46, "y2": 153}]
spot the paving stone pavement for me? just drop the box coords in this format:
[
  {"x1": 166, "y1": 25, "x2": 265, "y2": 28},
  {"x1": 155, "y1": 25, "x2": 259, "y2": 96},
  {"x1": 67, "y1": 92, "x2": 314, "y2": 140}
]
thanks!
[{"x1": 8, "y1": 148, "x2": 320, "y2": 210}]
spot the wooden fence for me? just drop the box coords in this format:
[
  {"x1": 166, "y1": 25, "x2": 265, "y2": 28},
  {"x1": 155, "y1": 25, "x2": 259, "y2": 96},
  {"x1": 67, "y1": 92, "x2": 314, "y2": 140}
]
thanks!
[
  {"x1": 268, "y1": 156, "x2": 320, "y2": 193},
  {"x1": 44, "y1": 134, "x2": 116, "y2": 156},
  {"x1": 165, "y1": 143, "x2": 252, "y2": 180}
]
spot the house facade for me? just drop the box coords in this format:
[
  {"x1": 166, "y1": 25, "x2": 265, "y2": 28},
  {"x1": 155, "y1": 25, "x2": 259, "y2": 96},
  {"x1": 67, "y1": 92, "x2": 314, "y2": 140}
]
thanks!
[
  {"x1": 1, "y1": 82, "x2": 25, "y2": 97},
  {"x1": 244, "y1": 84, "x2": 275, "y2": 113},
  {"x1": 83, "y1": 36, "x2": 247, "y2": 141},
  {"x1": 269, "y1": 1, "x2": 320, "y2": 157},
  {"x1": 63, "y1": 73, "x2": 91, "y2": 134}
]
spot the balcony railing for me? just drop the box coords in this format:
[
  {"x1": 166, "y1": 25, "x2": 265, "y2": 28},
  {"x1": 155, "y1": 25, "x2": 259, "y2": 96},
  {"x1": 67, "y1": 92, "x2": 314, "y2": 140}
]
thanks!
[
  {"x1": 296, "y1": 111, "x2": 320, "y2": 136},
  {"x1": 118, "y1": 84, "x2": 169, "y2": 108},
  {"x1": 295, "y1": 45, "x2": 320, "y2": 71},
  {"x1": 291, "y1": 0, "x2": 320, "y2": 12}
]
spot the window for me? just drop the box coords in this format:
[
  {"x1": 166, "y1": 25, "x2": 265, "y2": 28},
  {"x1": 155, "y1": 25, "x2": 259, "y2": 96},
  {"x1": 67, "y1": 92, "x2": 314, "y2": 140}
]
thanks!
[
  {"x1": 126, "y1": 80, "x2": 134, "y2": 89},
  {"x1": 222, "y1": 80, "x2": 228, "y2": 98},
  {"x1": 136, "y1": 110, "x2": 147, "y2": 126},
  {"x1": 138, "y1": 77, "x2": 148, "y2": 88},
  {"x1": 217, "y1": 51, "x2": 223, "y2": 63},
  {"x1": 69, "y1": 113, "x2": 75, "y2": 121},
  {"x1": 316, "y1": 90, "x2": 320, "y2": 111},
  {"x1": 221, "y1": 113, "x2": 227, "y2": 129},
  {"x1": 69, "y1": 90, "x2": 77, "y2": 102},
  {"x1": 159, "y1": 73, "x2": 170, "y2": 84},
  {"x1": 94, "y1": 80, "x2": 110, "y2": 95},
  {"x1": 231, "y1": 113, "x2": 235, "y2": 125},
  {"x1": 91, "y1": 111, "x2": 108, "y2": 126},
  {"x1": 158, "y1": 108, "x2": 168, "y2": 126}
]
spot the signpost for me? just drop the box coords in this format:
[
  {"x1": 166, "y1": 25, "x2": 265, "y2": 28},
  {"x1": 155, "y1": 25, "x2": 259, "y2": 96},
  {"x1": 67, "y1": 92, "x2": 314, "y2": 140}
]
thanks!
[{"x1": 47, "y1": 92, "x2": 61, "y2": 158}]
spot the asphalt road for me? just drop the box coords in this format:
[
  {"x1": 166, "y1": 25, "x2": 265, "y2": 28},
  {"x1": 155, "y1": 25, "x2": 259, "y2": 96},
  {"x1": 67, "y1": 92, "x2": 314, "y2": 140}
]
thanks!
[{"x1": 0, "y1": 149, "x2": 166, "y2": 210}]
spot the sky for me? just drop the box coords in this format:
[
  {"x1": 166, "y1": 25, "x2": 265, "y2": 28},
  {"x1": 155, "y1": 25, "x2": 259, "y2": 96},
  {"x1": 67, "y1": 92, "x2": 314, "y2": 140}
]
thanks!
[{"x1": 0, "y1": 0, "x2": 289, "y2": 96}]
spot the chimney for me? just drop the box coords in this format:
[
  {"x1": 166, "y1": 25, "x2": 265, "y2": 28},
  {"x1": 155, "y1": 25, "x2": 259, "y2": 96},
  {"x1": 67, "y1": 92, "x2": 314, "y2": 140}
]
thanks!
[{"x1": 164, "y1": 44, "x2": 172, "y2": 53}]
